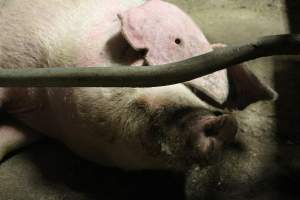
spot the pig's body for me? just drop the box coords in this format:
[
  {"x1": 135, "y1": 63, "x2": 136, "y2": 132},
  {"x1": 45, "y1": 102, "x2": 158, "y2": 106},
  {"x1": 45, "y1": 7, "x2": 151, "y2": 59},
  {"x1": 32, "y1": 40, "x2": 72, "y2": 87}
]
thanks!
[
  {"x1": 0, "y1": 0, "x2": 172, "y2": 169},
  {"x1": 0, "y1": 0, "x2": 276, "y2": 170}
]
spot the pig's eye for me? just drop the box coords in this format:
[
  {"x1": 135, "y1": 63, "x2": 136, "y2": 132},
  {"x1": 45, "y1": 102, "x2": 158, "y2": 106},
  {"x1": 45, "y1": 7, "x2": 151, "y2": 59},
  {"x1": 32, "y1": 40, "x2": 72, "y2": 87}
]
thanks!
[
  {"x1": 213, "y1": 111, "x2": 223, "y2": 116},
  {"x1": 175, "y1": 38, "x2": 182, "y2": 45}
]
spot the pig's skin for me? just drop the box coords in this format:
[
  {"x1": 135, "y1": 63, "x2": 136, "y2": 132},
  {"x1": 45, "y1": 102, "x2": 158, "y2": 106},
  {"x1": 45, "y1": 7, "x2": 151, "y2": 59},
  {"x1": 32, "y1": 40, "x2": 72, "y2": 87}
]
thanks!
[{"x1": 0, "y1": 0, "x2": 274, "y2": 170}]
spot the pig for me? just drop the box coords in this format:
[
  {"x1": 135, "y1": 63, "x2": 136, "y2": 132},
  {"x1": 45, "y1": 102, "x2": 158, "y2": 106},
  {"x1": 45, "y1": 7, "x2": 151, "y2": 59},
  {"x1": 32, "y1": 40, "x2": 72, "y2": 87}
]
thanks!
[{"x1": 0, "y1": 0, "x2": 277, "y2": 170}]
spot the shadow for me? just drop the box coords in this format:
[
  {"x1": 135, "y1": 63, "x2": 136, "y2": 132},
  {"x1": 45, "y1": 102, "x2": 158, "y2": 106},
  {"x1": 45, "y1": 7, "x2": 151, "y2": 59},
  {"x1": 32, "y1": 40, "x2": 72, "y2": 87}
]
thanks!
[
  {"x1": 104, "y1": 32, "x2": 146, "y2": 65},
  {"x1": 27, "y1": 140, "x2": 185, "y2": 200},
  {"x1": 273, "y1": 0, "x2": 300, "y2": 197},
  {"x1": 276, "y1": 0, "x2": 300, "y2": 142}
]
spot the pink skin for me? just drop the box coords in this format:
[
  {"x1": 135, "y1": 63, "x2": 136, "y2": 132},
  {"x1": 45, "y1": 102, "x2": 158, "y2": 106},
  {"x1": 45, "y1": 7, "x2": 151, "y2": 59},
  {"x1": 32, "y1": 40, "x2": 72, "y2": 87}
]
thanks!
[
  {"x1": 118, "y1": 0, "x2": 229, "y2": 104},
  {"x1": 76, "y1": 0, "x2": 135, "y2": 66},
  {"x1": 0, "y1": 0, "x2": 276, "y2": 169},
  {"x1": 73, "y1": 0, "x2": 235, "y2": 154}
]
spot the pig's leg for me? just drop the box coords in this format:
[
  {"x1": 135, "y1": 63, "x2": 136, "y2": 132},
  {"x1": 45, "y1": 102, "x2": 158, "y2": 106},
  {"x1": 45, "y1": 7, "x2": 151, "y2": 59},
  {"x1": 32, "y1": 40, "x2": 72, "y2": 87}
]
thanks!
[
  {"x1": 0, "y1": 89, "x2": 42, "y2": 162},
  {"x1": 0, "y1": 118, "x2": 41, "y2": 162}
]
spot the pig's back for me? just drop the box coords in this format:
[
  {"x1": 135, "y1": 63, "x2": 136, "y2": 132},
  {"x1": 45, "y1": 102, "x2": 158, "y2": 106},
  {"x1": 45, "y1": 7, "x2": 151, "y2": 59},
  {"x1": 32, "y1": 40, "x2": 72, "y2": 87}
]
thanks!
[
  {"x1": 0, "y1": 0, "x2": 145, "y2": 137},
  {"x1": 0, "y1": 0, "x2": 145, "y2": 69}
]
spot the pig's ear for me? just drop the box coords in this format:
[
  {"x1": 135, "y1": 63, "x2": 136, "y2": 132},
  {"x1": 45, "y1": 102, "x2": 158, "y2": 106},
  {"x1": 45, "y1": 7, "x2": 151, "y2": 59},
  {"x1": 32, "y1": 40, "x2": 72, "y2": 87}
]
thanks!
[
  {"x1": 117, "y1": 1, "x2": 153, "y2": 52},
  {"x1": 117, "y1": 0, "x2": 167, "y2": 64},
  {"x1": 225, "y1": 63, "x2": 278, "y2": 110},
  {"x1": 117, "y1": 15, "x2": 145, "y2": 51},
  {"x1": 117, "y1": 0, "x2": 208, "y2": 65}
]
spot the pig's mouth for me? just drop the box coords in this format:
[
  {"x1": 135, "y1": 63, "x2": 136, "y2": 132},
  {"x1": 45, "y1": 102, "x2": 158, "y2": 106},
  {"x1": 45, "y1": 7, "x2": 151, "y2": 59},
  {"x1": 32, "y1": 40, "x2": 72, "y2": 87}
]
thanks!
[{"x1": 190, "y1": 114, "x2": 238, "y2": 158}]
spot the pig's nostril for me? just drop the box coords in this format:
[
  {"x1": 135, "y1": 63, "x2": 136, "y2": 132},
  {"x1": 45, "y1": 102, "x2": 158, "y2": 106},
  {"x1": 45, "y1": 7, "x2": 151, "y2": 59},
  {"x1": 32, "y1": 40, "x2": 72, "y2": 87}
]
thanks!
[
  {"x1": 201, "y1": 116, "x2": 225, "y2": 137},
  {"x1": 203, "y1": 120, "x2": 220, "y2": 137},
  {"x1": 204, "y1": 126, "x2": 218, "y2": 137}
]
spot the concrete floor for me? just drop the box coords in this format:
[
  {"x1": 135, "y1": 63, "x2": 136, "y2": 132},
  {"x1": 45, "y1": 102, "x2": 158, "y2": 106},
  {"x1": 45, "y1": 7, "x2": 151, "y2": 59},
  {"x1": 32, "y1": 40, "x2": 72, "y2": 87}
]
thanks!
[{"x1": 1, "y1": 0, "x2": 299, "y2": 199}]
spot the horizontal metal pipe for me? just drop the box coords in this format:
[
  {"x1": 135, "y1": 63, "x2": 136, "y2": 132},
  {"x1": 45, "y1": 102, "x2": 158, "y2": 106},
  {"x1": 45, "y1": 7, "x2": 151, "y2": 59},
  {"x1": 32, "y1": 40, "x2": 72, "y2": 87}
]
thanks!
[{"x1": 0, "y1": 34, "x2": 299, "y2": 87}]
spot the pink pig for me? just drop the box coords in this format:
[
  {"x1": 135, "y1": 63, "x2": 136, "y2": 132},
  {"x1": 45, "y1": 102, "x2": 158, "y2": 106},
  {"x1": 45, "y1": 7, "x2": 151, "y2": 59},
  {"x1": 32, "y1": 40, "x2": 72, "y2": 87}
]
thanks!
[{"x1": 0, "y1": 0, "x2": 276, "y2": 170}]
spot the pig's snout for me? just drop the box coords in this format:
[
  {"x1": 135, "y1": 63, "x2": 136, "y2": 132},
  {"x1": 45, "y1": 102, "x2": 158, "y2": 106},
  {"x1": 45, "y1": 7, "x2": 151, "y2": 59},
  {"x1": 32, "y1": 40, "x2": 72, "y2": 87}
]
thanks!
[{"x1": 189, "y1": 113, "x2": 238, "y2": 157}]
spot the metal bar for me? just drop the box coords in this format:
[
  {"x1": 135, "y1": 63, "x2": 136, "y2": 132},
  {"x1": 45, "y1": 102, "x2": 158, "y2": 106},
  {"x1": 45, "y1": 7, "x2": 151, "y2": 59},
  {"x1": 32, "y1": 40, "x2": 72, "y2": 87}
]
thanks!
[{"x1": 0, "y1": 34, "x2": 299, "y2": 87}]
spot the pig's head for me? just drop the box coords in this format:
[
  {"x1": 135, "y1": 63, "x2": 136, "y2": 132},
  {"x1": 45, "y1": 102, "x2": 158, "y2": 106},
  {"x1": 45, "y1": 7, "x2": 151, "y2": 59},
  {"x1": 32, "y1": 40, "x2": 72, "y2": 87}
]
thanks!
[
  {"x1": 135, "y1": 90, "x2": 239, "y2": 169},
  {"x1": 115, "y1": 0, "x2": 277, "y2": 169},
  {"x1": 118, "y1": 0, "x2": 212, "y2": 66}
]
